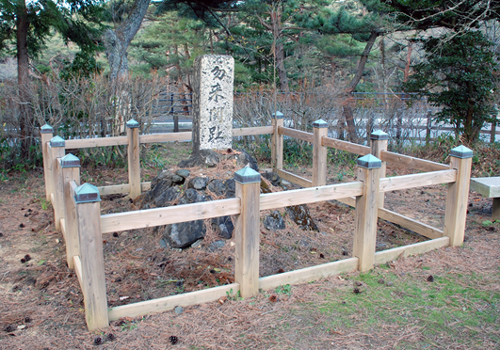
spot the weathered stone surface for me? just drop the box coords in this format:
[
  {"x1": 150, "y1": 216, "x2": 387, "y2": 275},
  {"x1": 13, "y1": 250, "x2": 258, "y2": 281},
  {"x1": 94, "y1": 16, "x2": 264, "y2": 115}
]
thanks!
[
  {"x1": 176, "y1": 169, "x2": 190, "y2": 179},
  {"x1": 211, "y1": 215, "x2": 234, "y2": 239},
  {"x1": 192, "y1": 55, "x2": 234, "y2": 153},
  {"x1": 229, "y1": 150, "x2": 258, "y2": 171},
  {"x1": 178, "y1": 149, "x2": 221, "y2": 168},
  {"x1": 187, "y1": 177, "x2": 209, "y2": 191},
  {"x1": 224, "y1": 179, "x2": 235, "y2": 198},
  {"x1": 162, "y1": 220, "x2": 206, "y2": 249},
  {"x1": 155, "y1": 186, "x2": 181, "y2": 207},
  {"x1": 286, "y1": 205, "x2": 318, "y2": 231},
  {"x1": 178, "y1": 188, "x2": 206, "y2": 205},
  {"x1": 262, "y1": 172, "x2": 280, "y2": 187},
  {"x1": 208, "y1": 240, "x2": 226, "y2": 252},
  {"x1": 263, "y1": 210, "x2": 286, "y2": 231},
  {"x1": 207, "y1": 179, "x2": 226, "y2": 196}
]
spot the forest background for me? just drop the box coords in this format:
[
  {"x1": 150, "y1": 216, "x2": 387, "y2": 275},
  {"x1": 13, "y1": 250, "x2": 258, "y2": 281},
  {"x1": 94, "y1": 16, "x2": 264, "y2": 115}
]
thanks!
[{"x1": 0, "y1": 0, "x2": 499, "y2": 172}]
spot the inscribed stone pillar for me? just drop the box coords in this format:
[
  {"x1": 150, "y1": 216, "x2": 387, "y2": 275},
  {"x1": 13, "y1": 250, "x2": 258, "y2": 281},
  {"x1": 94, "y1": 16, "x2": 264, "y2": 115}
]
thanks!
[{"x1": 192, "y1": 55, "x2": 234, "y2": 153}]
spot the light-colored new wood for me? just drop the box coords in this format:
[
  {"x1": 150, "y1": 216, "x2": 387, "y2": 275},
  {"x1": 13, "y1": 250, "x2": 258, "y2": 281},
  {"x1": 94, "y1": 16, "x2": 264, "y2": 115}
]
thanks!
[
  {"x1": 335, "y1": 196, "x2": 356, "y2": 207},
  {"x1": 322, "y1": 137, "x2": 370, "y2": 155},
  {"x1": 62, "y1": 168, "x2": 80, "y2": 268},
  {"x1": 100, "y1": 198, "x2": 241, "y2": 234},
  {"x1": 371, "y1": 137, "x2": 388, "y2": 208},
  {"x1": 53, "y1": 158, "x2": 65, "y2": 230},
  {"x1": 60, "y1": 218, "x2": 66, "y2": 240},
  {"x1": 378, "y1": 208, "x2": 443, "y2": 239},
  {"x1": 108, "y1": 283, "x2": 239, "y2": 321},
  {"x1": 444, "y1": 156, "x2": 472, "y2": 246},
  {"x1": 379, "y1": 170, "x2": 456, "y2": 193},
  {"x1": 353, "y1": 165, "x2": 380, "y2": 272},
  {"x1": 235, "y1": 180, "x2": 260, "y2": 298},
  {"x1": 47, "y1": 144, "x2": 65, "y2": 205},
  {"x1": 97, "y1": 182, "x2": 151, "y2": 196},
  {"x1": 259, "y1": 258, "x2": 358, "y2": 291},
  {"x1": 64, "y1": 136, "x2": 128, "y2": 149},
  {"x1": 278, "y1": 126, "x2": 314, "y2": 143},
  {"x1": 381, "y1": 151, "x2": 449, "y2": 172},
  {"x1": 260, "y1": 182, "x2": 363, "y2": 210},
  {"x1": 233, "y1": 126, "x2": 273, "y2": 136},
  {"x1": 139, "y1": 132, "x2": 192, "y2": 144},
  {"x1": 312, "y1": 130, "x2": 328, "y2": 187},
  {"x1": 277, "y1": 169, "x2": 312, "y2": 188},
  {"x1": 41, "y1": 134, "x2": 53, "y2": 201},
  {"x1": 97, "y1": 183, "x2": 130, "y2": 196},
  {"x1": 76, "y1": 200, "x2": 108, "y2": 330},
  {"x1": 127, "y1": 127, "x2": 141, "y2": 199},
  {"x1": 374, "y1": 237, "x2": 450, "y2": 265},
  {"x1": 272, "y1": 118, "x2": 284, "y2": 171},
  {"x1": 73, "y1": 255, "x2": 83, "y2": 290}
]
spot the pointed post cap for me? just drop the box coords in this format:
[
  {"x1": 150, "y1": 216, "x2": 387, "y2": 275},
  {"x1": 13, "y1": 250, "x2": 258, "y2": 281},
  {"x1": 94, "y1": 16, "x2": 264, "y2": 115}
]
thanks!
[
  {"x1": 50, "y1": 136, "x2": 65, "y2": 147},
  {"x1": 272, "y1": 111, "x2": 284, "y2": 119},
  {"x1": 312, "y1": 119, "x2": 328, "y2": 128},
  {"x1": 40, "y1": 124, "x2": 54, "y2": 134},
  {"x1": 357, "y1": 154, "x2": 382, "y2": 169},
  {"x1": 74, "y1": 183, "x2": 101, "y2": 203},
  {"x1": 450, "y1": 145, "x2": 473, "y2": 159},
  {"x1": 60, "y1": 153, "x2": 80, "y2": 168},
  {"x1": 235, "y1": 166, "x2": 261, "y2": 184},
  {"x1": 370, "y1": 130, "x2": 389, "y2": 140},
  {"x1": 126, "y1": 119, "x2": 140, "y2": 129}
]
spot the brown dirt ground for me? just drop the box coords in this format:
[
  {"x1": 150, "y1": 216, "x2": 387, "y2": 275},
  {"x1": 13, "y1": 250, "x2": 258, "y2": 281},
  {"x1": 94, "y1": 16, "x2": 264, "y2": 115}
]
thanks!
[{"x1": 1, "y1": 147, "x2": 499, "y2": 349}]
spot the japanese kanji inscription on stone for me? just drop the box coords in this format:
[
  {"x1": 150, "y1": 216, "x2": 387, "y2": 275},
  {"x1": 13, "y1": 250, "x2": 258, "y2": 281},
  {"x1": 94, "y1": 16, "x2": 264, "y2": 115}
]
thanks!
[{"x1": 192, "y1": 55, "x2": 234, "y2": 152}]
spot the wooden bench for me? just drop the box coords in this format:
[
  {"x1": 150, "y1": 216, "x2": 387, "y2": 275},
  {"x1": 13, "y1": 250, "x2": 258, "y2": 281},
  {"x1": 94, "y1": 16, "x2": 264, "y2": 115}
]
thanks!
[{"x1": 470, "y1": 177, "x2": 500, "y2": 220}]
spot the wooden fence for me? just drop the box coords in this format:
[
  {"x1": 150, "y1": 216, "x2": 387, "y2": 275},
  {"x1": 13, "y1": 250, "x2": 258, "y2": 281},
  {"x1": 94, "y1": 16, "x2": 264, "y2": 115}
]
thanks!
[{"x1": 39, "y1": 115, "x2": 472, "y2": 330}]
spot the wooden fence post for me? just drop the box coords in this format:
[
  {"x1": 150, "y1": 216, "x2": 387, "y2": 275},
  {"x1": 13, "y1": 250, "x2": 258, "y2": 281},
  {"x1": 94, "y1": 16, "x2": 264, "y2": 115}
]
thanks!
[
  {"x1": 353, "y1": 154, "x2": 381, "y2": 272},
  {"x1": 370, "y1": 130, "x2": 388, "y2": 208},
  {"x1": 312, "y1": 119, "x2": 328, "y2": 187},
  {"x1": 271, "y1": 111, "x2": 284, "y2": 172},
  {"x1": 60, "y1": 154, "x2": 81, "y2": 268},
  {"x1": 126, "y1": 119, "x2": 141, "y2": 200},
  {"x1": 444, "y1": 146, "x2": 473, "y2": 247},
  {"x1": 49, "y1": 136, "x2": 66, "y2": 230},
  {"x1": 74, "y1": 183, "x2": 108, "y2": 330},
  {"x1": 234, "y1": 167, "x2": 261, "y2": 298},
  {"x1": 40, "y1": 124, "x2": 54, "y2": 201}
]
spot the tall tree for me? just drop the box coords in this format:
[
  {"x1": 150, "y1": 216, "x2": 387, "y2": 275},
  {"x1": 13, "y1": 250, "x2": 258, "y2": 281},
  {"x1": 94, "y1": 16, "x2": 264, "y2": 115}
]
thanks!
[{"x1": 0, "y1": 0, "x2": 104, "y2": 156}]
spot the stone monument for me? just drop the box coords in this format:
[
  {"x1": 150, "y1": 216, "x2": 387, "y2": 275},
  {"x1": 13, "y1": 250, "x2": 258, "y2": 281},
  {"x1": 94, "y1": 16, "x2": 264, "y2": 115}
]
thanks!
[{"x1": 192, "y1": 55, "x2": 234, "y2": 153}]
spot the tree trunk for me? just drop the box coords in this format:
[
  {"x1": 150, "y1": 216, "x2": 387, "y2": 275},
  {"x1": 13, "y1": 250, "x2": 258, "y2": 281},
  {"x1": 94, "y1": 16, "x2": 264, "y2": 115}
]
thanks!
[
  {"x1": 270, "y1": 8, "x2": 289, "y2": 93},
  {"x1": 342, "y1": 31, "x2": 379, "y2": 143},
  {"x1": 16, "y1": 0, "x2": 32, "y2": 156}
]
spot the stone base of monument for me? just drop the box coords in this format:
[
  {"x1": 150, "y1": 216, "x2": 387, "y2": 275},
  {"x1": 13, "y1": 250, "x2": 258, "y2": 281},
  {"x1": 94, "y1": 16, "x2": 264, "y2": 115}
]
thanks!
[{"x1": 137, "y1": 152, "x2": 318, "y2": 251}]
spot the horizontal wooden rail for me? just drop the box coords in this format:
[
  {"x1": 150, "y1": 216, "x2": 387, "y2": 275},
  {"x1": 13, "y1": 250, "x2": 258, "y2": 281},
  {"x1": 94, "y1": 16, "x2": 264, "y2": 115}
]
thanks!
[
  {"x1": 278, "y1": 126, "x2": 314, "y2": 143},
  {"x1": 277, "y1": 169, "x2": 312, "y2": 188},
  {"x1": 100, "y1": 198, "x2": 241, "y2": 234},
  {"x1": 259, "y1": 258, "x2": 358, "y2": 291},
  {"x1": 108, "y1": 283, "x2": 239, "y2": 321},
  {"x1": 379, "y1": 170, "x2": 456, "y2": 193},
  {"x1": 381, "y1": 151, "x2": 449, "y2": 171},
  {"x1": 65, "y1": 136, "x2": 128, "y2": 149},
  {"x1": 374, "y1": 237, "x2": 449, "y2": 265},
  {"x1": 260, "y1": 182, "x2": 363, "y2": 210},
  {"x1": 97, "y1": 182, "x2": 151, "y2": 196},
  {"x1": 233, "y1": 126, "x2": 274, "y2": 136},
  {"x1": 378, "y1": 208, "x2": 443, "y2": 239},
  {"x1": 73, "y1": 255, "x2": 83, "y2": 290},
  {"x1": 139, "y1": 132, "x2": 192, "y2": 144},
  {"x1": 322, "y1": 136, "x2": 370, "y2": 155}
]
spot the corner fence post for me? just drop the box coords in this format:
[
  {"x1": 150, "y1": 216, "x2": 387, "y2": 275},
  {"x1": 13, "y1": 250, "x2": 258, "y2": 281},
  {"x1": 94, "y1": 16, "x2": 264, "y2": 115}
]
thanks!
[
  {"x1": 271, "y1": 111, "x2": 284, "y2": 172},
  {"x1": 312, "y1": 119, "x2": 328, "y2": 187},
  {"x1": 353, "y1": 154, "x2": 381, "y2": 272},
  {"x1": 126, "y1": 119, "x2": 141, "y2": 200},
  {"x1": 75, "y1": 184, "x2": 108, "y2": 330},
  {"x1": 61, "y1": 154, "x2": 81, "y2": 268},
  {"x1": 234, "y1": 167, "x2": 261, "y2": 298},
  {"x1": 444, "y1": 146, "x2": 473, "y2": 246},
  {"x1": 49, "y1": 136, "x2": 66, "y2": 230},
  {"x1": 40, "y1": 124, "x2": 54, "y2": 201},
  {"x1": 370, "y1": 130, "x2": 388, "y2": 208}
]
